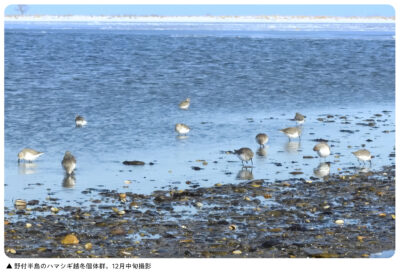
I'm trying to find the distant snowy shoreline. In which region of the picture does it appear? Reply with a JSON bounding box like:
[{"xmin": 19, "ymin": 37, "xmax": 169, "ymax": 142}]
[{"xmin": 4, "ymin": 15, "xmax": 395, "ymax": 23}]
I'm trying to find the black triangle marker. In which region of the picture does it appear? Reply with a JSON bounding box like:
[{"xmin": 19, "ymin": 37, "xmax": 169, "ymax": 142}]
[{"xmin": 7, "ymin": 264, "xmax": 12, "ymax": 269}]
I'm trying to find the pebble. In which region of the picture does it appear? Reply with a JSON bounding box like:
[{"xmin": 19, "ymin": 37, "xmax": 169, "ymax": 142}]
[
  {"xmin": 61, "ymin": 234, "xmax": 79, "ymax": 245},
  {"xmin": 122, "ymin": 160, "xmax": 145, "ymax": 165},
  {"xmin": 14, "ymin": 199, "xmax": 27, "ymax": 209},
  {"xmin": 195, "ymin": 202, "xmax": 203, "ymax": 208},
  {"xmin": 232, "ymin": 250, "xmax": 242, "ymax": 255},
  {"xmin": 6, "ymin": 248, "xmax": 16, "ymax": 254},
  {"xmin": 229, "ymin": 224, "xmax": 237, "ymax": 231},
  {"xmin": 335, "ymin": 220, "xmax": 344, "ymax": 225}
]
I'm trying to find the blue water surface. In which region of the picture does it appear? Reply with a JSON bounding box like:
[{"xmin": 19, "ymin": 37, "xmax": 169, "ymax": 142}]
[{"xmin": 4, "ymin": 22, "xmax": 395, "ymax": 207}]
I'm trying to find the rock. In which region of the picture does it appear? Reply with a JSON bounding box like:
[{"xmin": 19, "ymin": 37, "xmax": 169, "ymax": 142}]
[
  {"xmin": 14, "ymin": 199, "xmax": 27, "ymax": 209},
  {"xmin": 191, "ymin": 166, "xmax": 203, "ymax": 171},
  {"xmin": 340, "ymin": 130, "xmax": 354, "ymax": 133},
  {"xmin": 312, "ymin": 138, "xmax": 329, "ymax": 142},
  {"xmin": 84, "ymin": 243, "xmax": 93, "ymax": 250},
  {"xmin": 119, "ymin": 193, "xmax": 127, "ymax": 202},
  {"xmin": 111, "ymin": 227, "xmax": 126, "ymax": 235},
  {"xmin": 6, "ymin": 248, "xmax": 16, "ymax": 254},
  {"xmin": 27, "ymin": 200, "xmax": 39, "ymax": 206},
  {"xmin": 122, "ymin": 161, "xmax": 145, "ymax": 166},
  {"xmin": 195, "ymin": 202, "xmax": 203, "ymax": 208},
  {"xmin": 290, "ymin": 171, "xmax": 303, "ymax": 175},
  {"xmin": 260, "ymin": 239, "xmax": 280, "ymax": 249},
  {"xmin": 61, "ymin": 234, "xmax": 79, "ymax": 245},
  {"xmin": 229, "ymin": 224, "xmax": 237, "ymax": 231},
  {"xmin": 335, "ymin": 219, "xmax": 344, "ymax": 225}
]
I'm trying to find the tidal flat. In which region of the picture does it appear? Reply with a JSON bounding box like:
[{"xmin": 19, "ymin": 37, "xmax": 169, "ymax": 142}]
[
  {"xmin": 5, "ymin": 164, "xmax": 394, "ymax": 258},
  {"xmin": 5, "ymin": 20, "xmax": 395, "ymax": 258}
]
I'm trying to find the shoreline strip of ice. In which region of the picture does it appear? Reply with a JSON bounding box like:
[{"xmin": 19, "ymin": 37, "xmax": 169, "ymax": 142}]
[{"xmin": 4, "ymin": 15, "xmax": 395, "ymax": 24}]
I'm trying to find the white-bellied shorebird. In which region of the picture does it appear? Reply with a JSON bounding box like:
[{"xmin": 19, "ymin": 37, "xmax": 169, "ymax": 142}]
[
  {"xmin": 280, "ymin": 127, "xmax": 301, "ymax": 141},
  {"xmin": 294, "ymin": 112, "xmax": 305, "ymax": 124},
  {"xmin": 18, "ymin": 148, "xmax": 44, "ymax": 163},
  {"xmin": 255, "ymin": 133, "xmax": 269, "ymax": 147},
  {"xmin": 179, "ymin": 98, "xmax": 190, "ymax": 110},
  {"xmin": 62, "ymin": 151, "xmax": 76, "ymax": 175},
  {"xmin": 75, "ymin": 115, "xmax": 87, "ymax": 127},
  {"xmin": 234, "ymin": 147, "xmax": 254, "ymax": 166},
  {"xmin": 175, "ymin": 123, "xmax": 190, "ymax": 135},
  {"xmin": 352, "ymin": 149, "xmax": 372, "ymax": 166},
  {"xmin": 313, "ymin": 142, "xmax": 331, "ymax": 160}
]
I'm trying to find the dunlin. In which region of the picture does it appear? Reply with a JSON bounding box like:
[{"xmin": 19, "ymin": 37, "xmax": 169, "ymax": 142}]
[
  {"xmin": 179, "ymin": 98, "xmax": 190, "ymax": 110},
  {"xmin": 175, "ymin": 123, "xmax": 190, "ymax": 135},
  {"xmin": 352, "ymin": 149, "xmax": 372, "ymax": 166},
  {"xmin": 279, "ymin": 127, "xmax": 301, "ymax": 141},
  {"xmin": 75, "ymin": 115, "xmax": 87, "ymax": 127},
  {"xmin": 313, "ymin": 142, "xmax": 331, "ymax": 160},
  {"xmin": 62, "ymin": 151, "xmax": 76, "ymax": 175},
  {"xmin": 294, "ymin": 112, "xmax": 305, "ymax": 124},
  {"xmin": 234, "ymin": 147, "xmax": 254, "ymax": 166},
  {"xmin": 255, "ymin": 133, "xmax": 269, "ymax": 147},
  {"xmin": 18, "ymin": 148, "xmax": 44, "ymax": 163}
]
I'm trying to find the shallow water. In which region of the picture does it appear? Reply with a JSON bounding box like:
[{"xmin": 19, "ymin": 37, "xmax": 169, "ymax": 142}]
[{"xmin": 4, "ymin": 22, "xmax": 395, "ymax": 208}]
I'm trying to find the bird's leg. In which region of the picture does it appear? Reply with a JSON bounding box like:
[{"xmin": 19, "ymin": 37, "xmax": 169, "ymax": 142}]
[
  {"xmin": 369, "ymin": 160, "xmax": 372, "ymax": 167},
  {"xmin": 251, "ymin": 159, "xmax": 253, "ymax": 166}
]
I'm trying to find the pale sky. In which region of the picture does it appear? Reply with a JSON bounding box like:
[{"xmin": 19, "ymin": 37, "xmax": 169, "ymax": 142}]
[{"xmin": 5, "ymin": 5, "xmax": 395, "ymax": 17}]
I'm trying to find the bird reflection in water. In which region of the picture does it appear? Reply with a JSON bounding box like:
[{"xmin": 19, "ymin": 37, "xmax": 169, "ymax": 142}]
[
  {"xmin": 285, "ymin": 141, "xmax": 300, "ymax": 153},
  {"xmin": 62, "ymin": 174, "xmax": 76, "ymax": 188},
  {"xmin": 18, "ymin": 162, "xmax": 37, "ymax": 175},
  {"xmin": 313, "ymin": 162, "xmax": 330, "ymax": 179},
  {"xmin": 236, "ymin": 168, "xmax": 254, "ymax": 180},
  {"xmin": 357, "ymin": 167, "xmax": 371, "ymax": 175},
  {"xmin": 176, "ymin": 135, "xmax": 189, "ymax": 140},
  {"xmin": 257, "ymin": 147, "xmax": 267, "ymax": 157}
]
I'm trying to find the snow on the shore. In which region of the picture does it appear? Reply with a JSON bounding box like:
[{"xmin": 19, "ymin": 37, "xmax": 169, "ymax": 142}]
[{"xmin": 4, "ymin": 15, "xmax": 395, "ymax": 24}]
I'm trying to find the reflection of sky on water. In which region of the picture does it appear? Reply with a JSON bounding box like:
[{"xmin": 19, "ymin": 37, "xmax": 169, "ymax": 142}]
[{"xmin": 4, "ymin": 25, "xmax": 394, "ymax": 208}]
